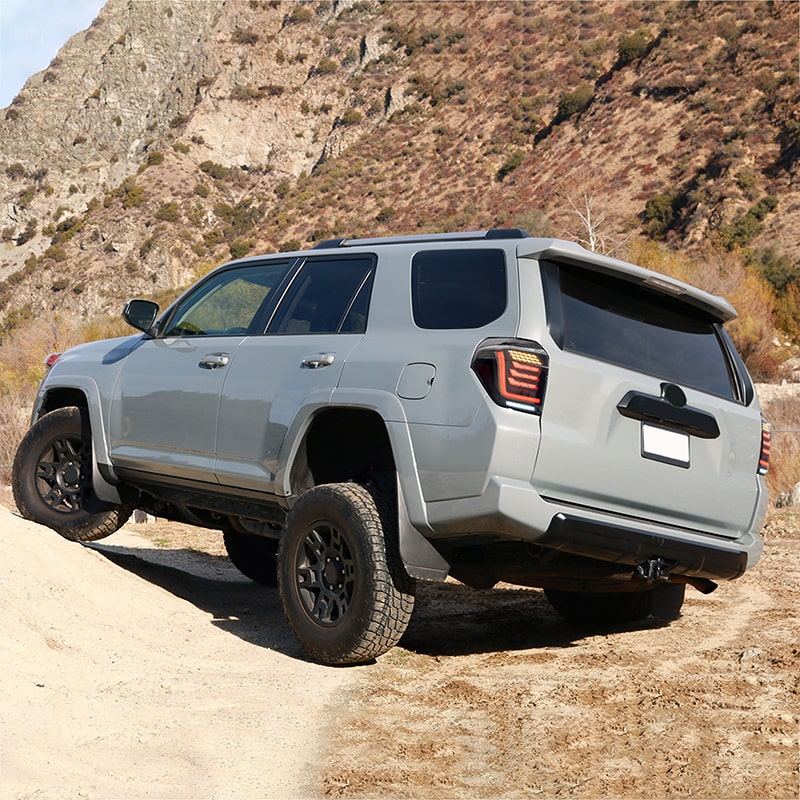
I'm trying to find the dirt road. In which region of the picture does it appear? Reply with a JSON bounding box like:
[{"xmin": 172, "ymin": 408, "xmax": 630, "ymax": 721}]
[{"xmin": 1, "ymin": 502, "xmax": 797, "ymax": 799}]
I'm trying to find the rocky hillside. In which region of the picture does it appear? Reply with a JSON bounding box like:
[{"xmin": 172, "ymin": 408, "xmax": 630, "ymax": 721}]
[{"xmin": 0, "ymin": 0, "xmax": 797, "ymax": 327}]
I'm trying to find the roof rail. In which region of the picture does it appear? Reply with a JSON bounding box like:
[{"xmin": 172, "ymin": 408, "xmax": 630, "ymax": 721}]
[{"xmin": 311, "ymin": 229, "xmax": 531, "ymax": 249}]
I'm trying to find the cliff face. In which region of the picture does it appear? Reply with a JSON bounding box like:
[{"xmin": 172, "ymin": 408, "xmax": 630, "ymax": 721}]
[{"xmin": 0, "ymin": 0, "xmax": 797, "ymax": 325}]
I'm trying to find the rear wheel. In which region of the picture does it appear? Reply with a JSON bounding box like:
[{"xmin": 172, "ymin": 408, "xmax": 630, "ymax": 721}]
[
  {"xmin": 223, "ymin": 528, "xmax": 278, "ymax": 586},
  {"xmin": 545, "ymin": 583, "xmax": 685, "ymax": 623},
  {"xmin": 278, "ymin": 482, "xmax": 415, "ymax": 665},
  {"xmin": 12, "ymin": 406, "xmax": 133, "ymax": 542}
]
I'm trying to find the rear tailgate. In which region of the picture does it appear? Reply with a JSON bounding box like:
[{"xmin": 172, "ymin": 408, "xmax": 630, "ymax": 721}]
[{"xmin": 518, "ymin": 247, "xmax": 764, "ymax": 539}]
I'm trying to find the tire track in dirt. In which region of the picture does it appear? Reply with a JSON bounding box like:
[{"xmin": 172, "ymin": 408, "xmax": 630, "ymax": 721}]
[{"xmin": 322, "ymin": 519, "xmax": 800, "ymax": 799}]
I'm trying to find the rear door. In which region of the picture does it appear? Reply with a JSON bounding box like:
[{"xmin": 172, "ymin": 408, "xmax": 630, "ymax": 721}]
[
  {"xmin": 524, "ymin": 259, "xmax": 763, "ymax": 538},
  {"xmin": 213, "ymin": 254, "xmax": 375, "ymax": 492}
]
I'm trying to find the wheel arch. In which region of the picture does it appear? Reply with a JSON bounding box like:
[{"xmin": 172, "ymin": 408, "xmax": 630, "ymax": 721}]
[
  {"xmin": 36, "ymin": 378, "xmax": 122, "ymax": 504},
  {"xmin": 280, "ymin": 401, "xmax": 449, "ymax": 582}
]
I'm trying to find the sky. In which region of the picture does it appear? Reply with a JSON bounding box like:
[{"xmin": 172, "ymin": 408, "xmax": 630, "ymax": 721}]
[{"xmin": 0, "ymin": 0, "xmax": 106, "ymax": 108}]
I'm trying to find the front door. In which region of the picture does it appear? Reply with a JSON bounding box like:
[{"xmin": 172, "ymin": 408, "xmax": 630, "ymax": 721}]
[{"xmin": 108, "ymin": 260, "xmax": 290, "ymax": 482}]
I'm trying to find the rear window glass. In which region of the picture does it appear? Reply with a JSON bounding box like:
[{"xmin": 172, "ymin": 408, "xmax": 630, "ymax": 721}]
[
  {"xmin": 549, "ymin": 263, "xmax": 736, "ymax": 399},
  {"xmin": 412, "ymin": 249, "xmax": 506, "ymax": 329}
]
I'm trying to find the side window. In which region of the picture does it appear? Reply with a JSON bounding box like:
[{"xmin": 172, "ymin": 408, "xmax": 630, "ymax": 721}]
[
  {"xmin": 412, "ymin": 249, "xmax": 507, "ymax": 329},
  {"xmin": 164, "ymin": 262, "xmax": 289, "ymax": 337},
  {"xmin": 269, "ymin": 257, "xmax": 374, "ymax": 334}
]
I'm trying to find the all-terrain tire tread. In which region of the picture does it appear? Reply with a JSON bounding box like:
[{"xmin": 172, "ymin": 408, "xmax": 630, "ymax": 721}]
[{"xmin": 279, "ymin": 481, "xmax": 415, "ymax": 665}]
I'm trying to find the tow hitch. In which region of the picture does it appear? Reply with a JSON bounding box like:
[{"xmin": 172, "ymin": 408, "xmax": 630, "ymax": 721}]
[{"xmin": 637, "ymin": 557, "xmax": 718, "ymax": 594}]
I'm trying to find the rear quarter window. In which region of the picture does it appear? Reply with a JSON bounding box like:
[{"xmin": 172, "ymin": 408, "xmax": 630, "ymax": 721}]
[
  {"xmin": 412, "ymin": 249, "xmax": 507, "ymax": 329},
  {"xmin": 543, "ymin": 261, "xmax": 738, "ymax": 400}
]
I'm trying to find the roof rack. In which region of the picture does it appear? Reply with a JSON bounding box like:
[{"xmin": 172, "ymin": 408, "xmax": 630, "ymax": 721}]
[{"xmin": 312, "ymin": 228, "xmax": 532, "ymax": 249}]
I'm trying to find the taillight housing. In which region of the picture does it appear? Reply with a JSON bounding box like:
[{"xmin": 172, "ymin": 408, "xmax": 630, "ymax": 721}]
[
  {"xmin": 758, "ymin": 418, "xmax": 771, "ymax": 475},
  {"xmin": 472, "ymin": 339, "xmax": 549, "ymax": 414},
  {"xmin": 44, "ymin": 352, "xmax": 61, "ymax": 370}
]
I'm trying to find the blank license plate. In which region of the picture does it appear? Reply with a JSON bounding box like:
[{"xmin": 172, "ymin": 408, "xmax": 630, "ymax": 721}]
[{"xmin": 641, "ymin": 423, "xmax": 689, "ymax": 468}]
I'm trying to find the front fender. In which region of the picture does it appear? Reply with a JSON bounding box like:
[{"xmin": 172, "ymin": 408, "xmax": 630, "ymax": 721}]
[{"xmin": 37, "ymin": 375, "xmax": 122, "ymax": 504}]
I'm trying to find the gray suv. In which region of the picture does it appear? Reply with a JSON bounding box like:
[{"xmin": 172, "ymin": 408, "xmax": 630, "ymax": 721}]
[{"xmin": 13, "ymin": 230, "xmax": 770, "ymax": 664}]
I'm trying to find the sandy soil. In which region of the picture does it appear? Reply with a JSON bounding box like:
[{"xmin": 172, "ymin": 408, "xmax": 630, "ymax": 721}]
[{"xmin": 1, "ymin": 501, "xmax": 798, "ymax": 800}]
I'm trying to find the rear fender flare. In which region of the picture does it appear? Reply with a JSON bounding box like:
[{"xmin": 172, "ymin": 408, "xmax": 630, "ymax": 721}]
[{"xmin": 277, "ymin": 388, "xmax": 449, "ymax": 582}]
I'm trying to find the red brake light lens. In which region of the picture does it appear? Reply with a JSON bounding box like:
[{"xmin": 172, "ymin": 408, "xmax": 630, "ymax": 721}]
[
  {"xmin": 758, "ymin": 418, "xmax": 771, "ymax": 475},
  {"xmin": 472, "ymin": 339, "xmax": 549, "ymax": 414},
  {"xmin": 44, "ymin": 352, "xmax": 61, "ymax": 369}
]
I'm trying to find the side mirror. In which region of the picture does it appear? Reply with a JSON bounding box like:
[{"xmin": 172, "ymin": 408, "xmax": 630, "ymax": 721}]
[{"xmin": 123, "ymin": 299, "xmax": 159, "ymax": 333}]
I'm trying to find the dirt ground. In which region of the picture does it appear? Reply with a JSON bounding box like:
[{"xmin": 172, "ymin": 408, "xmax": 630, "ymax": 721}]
[{"xmin": 1, "ymin": 498, "xmax": 798, "ymax": 800}]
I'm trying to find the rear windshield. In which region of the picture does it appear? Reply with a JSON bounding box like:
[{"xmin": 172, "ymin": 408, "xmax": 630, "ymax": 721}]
[{"xmin": 544, "ymin": 262, "xmax": 737, "ymax": 400}]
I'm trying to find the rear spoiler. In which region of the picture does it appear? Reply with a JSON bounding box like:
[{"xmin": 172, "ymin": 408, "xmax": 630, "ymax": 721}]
[{"xmin": 518, "ymin": 239, "xmax": 737, "ymax": 323}]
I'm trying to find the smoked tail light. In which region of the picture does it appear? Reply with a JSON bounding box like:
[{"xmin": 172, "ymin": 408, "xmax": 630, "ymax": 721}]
[
  {"xmin": 758, "ymin": 418, "xmax": 771, "ymax": 475},
  {"xmin": 471, "ymin": 339, "xmax": 549, "ymax": 414}
]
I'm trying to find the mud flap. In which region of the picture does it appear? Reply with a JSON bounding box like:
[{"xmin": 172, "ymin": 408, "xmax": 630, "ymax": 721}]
[{"xmin": 397, "ymin": 475, "xmax": 449, "ymax": 581}]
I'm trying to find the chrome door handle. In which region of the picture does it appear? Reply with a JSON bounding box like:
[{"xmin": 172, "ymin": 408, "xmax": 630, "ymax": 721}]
[
  {"xmin": 199, "ymin": 353, "xmax": 230, "ymax": 369},
  {"xmin": 302, "ymin": 353, "xmax": 336, "ymax": 369}
]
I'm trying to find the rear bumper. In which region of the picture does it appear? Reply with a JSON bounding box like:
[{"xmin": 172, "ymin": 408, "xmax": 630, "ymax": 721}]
[
  {"xmin": 423, "ymin": 477, "xmax": 764, "ymax": 582},
  {"xmin": 538, "ymin": 513, "xmax": 753, "ymax": 581}
]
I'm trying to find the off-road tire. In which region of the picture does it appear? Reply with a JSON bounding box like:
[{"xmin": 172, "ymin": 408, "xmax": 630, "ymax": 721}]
[
  {"xmin": 278, "ymin": 482, "xmax": 415, "ymax": 665},
  {"xmin": 12, "ymin": 406, "xmax": 133, "ymax": 542},
  {"xmin": 223, "ymin": 528, "xmax": 279, "ymax": 586}
]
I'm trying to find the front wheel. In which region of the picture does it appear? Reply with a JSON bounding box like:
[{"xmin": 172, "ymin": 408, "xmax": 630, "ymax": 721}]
[
  {"xmin": 278, "ymin": 482, "xmax": 415, "ymax": 665},
  {"xmin": 12, "ymin": 406, "xmax": 133, "ymax": 542}
]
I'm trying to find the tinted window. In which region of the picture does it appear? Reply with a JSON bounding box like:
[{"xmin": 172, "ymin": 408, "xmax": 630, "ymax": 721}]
[
  {"xmin": 269, "ymin": 257, "xmax": 374, "ymax": 334},
  {"xmin": 553, "ymin": 263, "xmax": 735, "ymax": 399},
  {"xmin": 164, "ymin": 261, "xmax": 289, "ymax": 337},
  {"xmin": 412, "ymin": 249, "xmax": 507, "ymax": 329}
]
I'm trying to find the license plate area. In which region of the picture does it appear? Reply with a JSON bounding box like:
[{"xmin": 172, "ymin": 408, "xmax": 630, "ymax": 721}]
[{"xmin": 641, "ymin": 423, "xmax": 689, "ymax": 468}]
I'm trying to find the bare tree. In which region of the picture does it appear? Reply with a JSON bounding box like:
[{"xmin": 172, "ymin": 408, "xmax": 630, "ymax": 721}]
[{"xmin": 556, "ymin": 175, "xmax": 635, "ymax": 256}]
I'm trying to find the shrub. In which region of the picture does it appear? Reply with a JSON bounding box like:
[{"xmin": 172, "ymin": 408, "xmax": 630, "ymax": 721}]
[
  {"xmin": 751, "ymin": 247, "xmax": 797, "ymax": 292},
  {"xmin": 497, "ymin": 150, "xmax": 525, "ymax": 181},
  {"xmin": 287, "ymin": 5, "xmax": 313, "ymax": 23},
  {"xmin": 617, "ymin": 29, "xmax": 652, "ymax": 66},
  {"xmin": 155, "ymin": 202, "xmax": 180, "ymax": 223},
  {"xmin": 232, "ymin": 27, "xmax": 259, "ymax": 44},
  {"xmin": 315, "ymin": 57, "xmax": 338, "ymax": 75},
  {"xmin": 643, "ymin": 192, "xmax": 678, "ymax": 238},
  {"xmin": 199, "ymin": 161, "xmax": 233, "ymax": 180},
  {"xmin": 340, "ymin": 108, "xmax": 363, "ymax": 125},
  {"xmin": 229, "ymin": 237, "xmax": 255, "ymax": 259},
  {"xmin": 719, "ymin": 196, "xmax": 779, "ymax": 250},
  {"xmin": 556, "ymin": 83, "xmax": 594, "ymax": 119},
  {"xmin": 230, "ymin": 84, "xmax": 266, "ymax": 101},
  {"xmin": 44, "ymin": 246, "xmax": 68, "ymax": 263},
  {"xmin": 5, "ymin": 163, "xmax": 26, "ymax": 180}
]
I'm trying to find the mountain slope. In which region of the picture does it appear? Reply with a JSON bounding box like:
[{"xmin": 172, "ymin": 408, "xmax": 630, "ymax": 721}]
[{"xmin": 0, "ymin": 0, "xmax": 797, "ymax": 326}]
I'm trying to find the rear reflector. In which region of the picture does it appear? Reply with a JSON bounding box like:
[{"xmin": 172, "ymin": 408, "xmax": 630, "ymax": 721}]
[
  {"xmin": 472, "ymin": 339, "xmax": 549, "ymax": 414},
  {"xmin": 758, "ymin": 418, "xmax": 771, "ymax": 475}
]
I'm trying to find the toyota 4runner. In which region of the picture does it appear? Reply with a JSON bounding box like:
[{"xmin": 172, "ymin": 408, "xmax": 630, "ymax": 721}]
[{"xmin": 13, "ymin": 230, "xmax": 770, "ymax": 664}]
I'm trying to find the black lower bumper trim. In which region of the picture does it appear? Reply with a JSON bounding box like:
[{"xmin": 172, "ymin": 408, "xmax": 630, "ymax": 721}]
[{"xmin": 539, "ymin": 513, "xmax": 748, "ymax": 581}]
